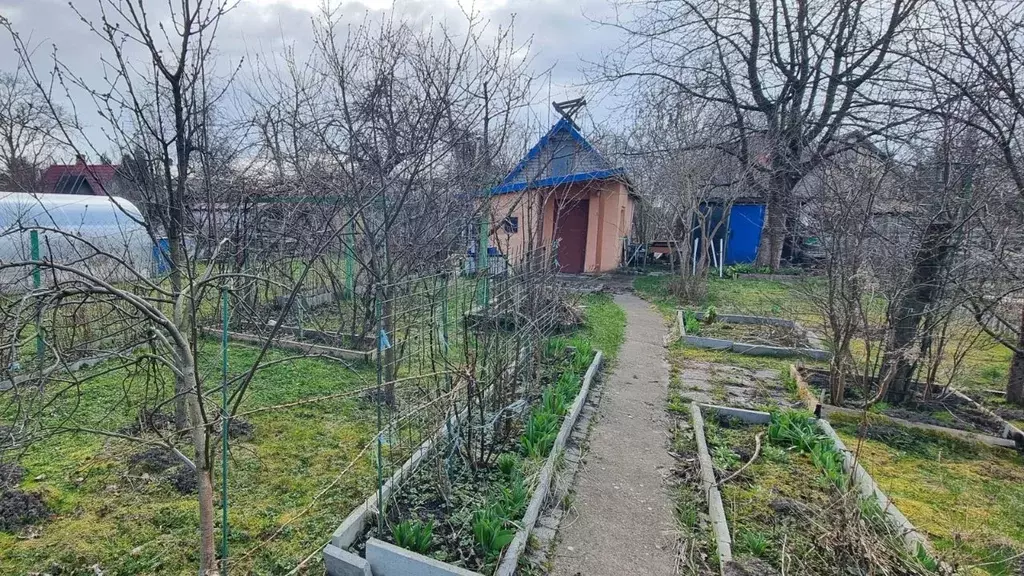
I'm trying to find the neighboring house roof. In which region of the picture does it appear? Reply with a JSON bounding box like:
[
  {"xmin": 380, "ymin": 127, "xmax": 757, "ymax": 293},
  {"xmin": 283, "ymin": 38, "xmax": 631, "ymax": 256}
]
[
  {"xmin": 490, "ymin": 118, "xmax": 629, "ymax": 195},
  {"xmin": 41, "ymin": 158, "xmax": 119, "ymax": 195}
]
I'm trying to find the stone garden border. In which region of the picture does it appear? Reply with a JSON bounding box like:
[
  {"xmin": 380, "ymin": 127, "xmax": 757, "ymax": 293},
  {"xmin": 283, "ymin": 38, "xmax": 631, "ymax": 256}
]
[
  {"xmin": 789, "ymin": 365, "xmax": 1024, "ymax": 449},
  {"xmin": 691, "ymin": 402, "xmax": 934, "ymax": 574},
  {"xmin": 677, "ymin": 310, "xmax": 831, "ymax": 361},
  {"xmin": 324, "ymin": 350, "xmax": 605, "ymax": 576}
]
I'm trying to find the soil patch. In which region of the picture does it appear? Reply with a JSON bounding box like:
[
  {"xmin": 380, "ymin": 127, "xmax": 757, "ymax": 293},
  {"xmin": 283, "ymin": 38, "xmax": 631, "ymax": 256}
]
[
  {"xmin": 0, "ymin": 461, "xmax": 24, "ymax": 488},
  {"xmin": 800, "ymin": 367, "xmax": 1004, "ymax": 436},
  {"xmin": 128, "ymin": 446, "xmax": 181, "ymax": 473},
  {"xmin": 118, "ymin": 409, "xmax": 174, "ymax": 436},
  {"xmin": 166, "ymin": 465, "xmax": 198, "ymax": 494},
  {"xmin": 0, "ymin": 488, "xmax": 50, "ymax": 532}
]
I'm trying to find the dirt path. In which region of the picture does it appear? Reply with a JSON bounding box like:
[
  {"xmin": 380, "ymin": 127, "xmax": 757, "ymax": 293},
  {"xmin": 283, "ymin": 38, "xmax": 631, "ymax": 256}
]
[{"xmin": 551, "ymin": 293, "xmax": 677, "ymax": 576}]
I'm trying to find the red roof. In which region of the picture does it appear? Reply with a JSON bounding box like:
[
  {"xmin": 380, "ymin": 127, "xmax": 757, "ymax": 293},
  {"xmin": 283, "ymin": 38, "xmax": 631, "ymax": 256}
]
[{"xmin": 40, "ymin": 157, "xmax": 119, "ymax": 195}]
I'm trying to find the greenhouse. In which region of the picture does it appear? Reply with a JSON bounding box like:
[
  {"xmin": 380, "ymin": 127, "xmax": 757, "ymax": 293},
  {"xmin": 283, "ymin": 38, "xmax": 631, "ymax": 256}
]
[{"xmin": 0, "ymin": 192, "xmax": 152, "ymax": 291}]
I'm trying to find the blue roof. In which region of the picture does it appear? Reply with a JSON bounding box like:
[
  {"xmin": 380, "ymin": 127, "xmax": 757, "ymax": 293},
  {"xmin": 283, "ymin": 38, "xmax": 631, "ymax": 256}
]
[{"xmin": 490, "ymin": 118, "xmax": 627, "ymax": 195}]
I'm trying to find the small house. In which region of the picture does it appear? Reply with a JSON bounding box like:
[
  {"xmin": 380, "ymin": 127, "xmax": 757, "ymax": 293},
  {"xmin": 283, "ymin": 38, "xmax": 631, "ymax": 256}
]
[
  {"xmin": 487, "ymin": 117, "xmax": 636, "ymax": 274},
  {"xmin": 41, "ymin": 157, "xmax": 120, "ymax": 196}
]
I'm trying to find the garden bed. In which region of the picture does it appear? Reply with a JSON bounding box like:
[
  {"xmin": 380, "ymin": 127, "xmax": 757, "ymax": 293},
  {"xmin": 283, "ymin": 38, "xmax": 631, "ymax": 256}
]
[
  {"xmin": 829, "ymin": 411, "xmax": 1024, "ymax": 575},
  {"xmin": 205, "ymin": 323, "xmax": 377, "ymax": 363},
  {"xmin": 794, "ymin": 366, "xmax": 1024, "ymax": 444},
  {"xmin": 325, "ymin": 341, "xmax": 603, "ymax": 576},
  {"xmin": 678, "ymin": 310, "xmax": 831, "ymax": 361},
  {"xmin": 691, "ymin": 404, "xmax": 938, "ymax": 575}
]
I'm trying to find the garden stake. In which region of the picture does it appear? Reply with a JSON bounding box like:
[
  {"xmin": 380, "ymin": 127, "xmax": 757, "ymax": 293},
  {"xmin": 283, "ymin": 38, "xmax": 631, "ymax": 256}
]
[{"xmin": 221, "ymin": 284, "xmax": 230, "ymax": 574}]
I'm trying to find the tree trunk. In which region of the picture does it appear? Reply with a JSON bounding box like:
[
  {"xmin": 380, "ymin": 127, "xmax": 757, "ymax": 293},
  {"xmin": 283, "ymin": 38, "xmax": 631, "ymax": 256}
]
[
  {"xmin": 182, "ymin": 357, "xmax": 219, "ymax": 575},
  {"xmin": 883, "ymin": 218, "xmax": 954, "ymax": 404},
  {"xmin": 757, "ymin": 170, "xmax": 797, "ymax": 271},
  {"xmin": 1007, "ymin": 307, "xmax": 1024, "ymax": 406}
]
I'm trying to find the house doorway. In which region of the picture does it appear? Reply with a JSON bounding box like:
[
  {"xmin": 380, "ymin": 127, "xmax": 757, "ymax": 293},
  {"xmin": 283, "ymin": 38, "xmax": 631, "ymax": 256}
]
[{"xmin": 555, "ymin": 199, "xmax": 589, "ymax": 273}]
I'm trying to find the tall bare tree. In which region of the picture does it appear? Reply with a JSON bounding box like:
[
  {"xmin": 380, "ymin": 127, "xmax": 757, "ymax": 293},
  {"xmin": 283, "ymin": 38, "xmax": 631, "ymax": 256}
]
[
  {"xmin": 910, "ymin": 0, "xmax": 1024, "ymax": 404},
  {"xmin": 0, "ymin": 68, "xmax": 63, "ymax": 191},
  {"xmin": 596, "ymin": 0, "xmax": 923, "ymax": 269}
]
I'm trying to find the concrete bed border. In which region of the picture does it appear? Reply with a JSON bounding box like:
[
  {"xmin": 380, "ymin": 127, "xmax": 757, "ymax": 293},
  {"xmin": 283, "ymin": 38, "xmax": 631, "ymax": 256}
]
[
  {"xmin": 0, "ymin": 346, "xmax": 142, "ymax": 392},
  {"xmin": 789, "ymin": 365, "xmax": 1022, "ymax": 449},
  {"xmin": 691, "ymin": 402, "xmax": 933, "ymax": 572},
  {"xmin": 677, "ymin": 310, "xmax": 831, "ymax": 361},
  {"xmin": 201, "ymin": 327, "xmax": 376, "ymax": 363},
  {"xmin": 324, "ymin": 350, "xmax": 605, "ymax": 576}
]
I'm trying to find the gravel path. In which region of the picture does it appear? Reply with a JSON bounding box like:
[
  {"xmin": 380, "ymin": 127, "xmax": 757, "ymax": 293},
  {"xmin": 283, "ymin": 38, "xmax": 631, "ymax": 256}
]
[{"xmin": 551, "ymin": 293, "xmax": 677, "ymax": 576}]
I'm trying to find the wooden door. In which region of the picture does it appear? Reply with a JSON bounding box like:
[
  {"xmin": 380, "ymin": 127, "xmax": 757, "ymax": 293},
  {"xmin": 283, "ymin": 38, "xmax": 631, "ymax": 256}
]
[{"xmin": 554, "ymin": 200, "xmax": 589, "ymax": 273}]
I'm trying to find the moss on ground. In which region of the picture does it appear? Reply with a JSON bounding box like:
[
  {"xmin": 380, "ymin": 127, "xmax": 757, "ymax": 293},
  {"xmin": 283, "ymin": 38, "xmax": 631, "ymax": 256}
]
[{"xmin": 831, "ymin": 413, "xmax": 1024, "ymax": 575}]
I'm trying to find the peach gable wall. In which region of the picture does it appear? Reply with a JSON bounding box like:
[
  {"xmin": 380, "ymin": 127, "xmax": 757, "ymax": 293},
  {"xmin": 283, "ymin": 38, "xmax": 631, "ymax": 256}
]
[{"xmin": 487, "ymin": 178, "xmax": 634, "ymax": 273}]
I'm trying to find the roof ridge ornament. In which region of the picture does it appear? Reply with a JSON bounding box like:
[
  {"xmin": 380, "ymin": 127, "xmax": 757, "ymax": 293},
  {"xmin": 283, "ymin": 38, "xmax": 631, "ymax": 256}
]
[{"xmin": 552, "ymin": 98, "xmax": 586, "ymax": 130}]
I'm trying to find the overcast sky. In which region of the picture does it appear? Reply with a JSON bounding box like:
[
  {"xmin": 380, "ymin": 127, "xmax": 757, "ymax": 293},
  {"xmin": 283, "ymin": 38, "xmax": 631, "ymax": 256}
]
[{"xmin": 0, "ymin": 0, "xmax": 630, "ymax": 158}]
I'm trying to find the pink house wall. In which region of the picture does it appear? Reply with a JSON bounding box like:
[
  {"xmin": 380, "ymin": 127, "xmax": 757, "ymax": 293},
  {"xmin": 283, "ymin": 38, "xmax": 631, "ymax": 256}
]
[{"xmin": 488, "ymin": 178, "xmax": 635, "ymax": 273}]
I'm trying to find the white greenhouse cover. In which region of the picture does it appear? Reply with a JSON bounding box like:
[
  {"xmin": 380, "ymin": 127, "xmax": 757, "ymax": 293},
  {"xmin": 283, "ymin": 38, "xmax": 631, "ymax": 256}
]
[{"xmin": 0, "ymin": 192, "xmax": 153, "ymax": 290}]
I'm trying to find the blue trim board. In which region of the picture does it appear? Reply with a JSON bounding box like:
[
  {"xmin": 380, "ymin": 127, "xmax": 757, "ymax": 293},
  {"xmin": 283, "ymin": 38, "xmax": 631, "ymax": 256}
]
[{"xmin": 490, "ymin": 168, "xmax": 626, "ymax": 195}]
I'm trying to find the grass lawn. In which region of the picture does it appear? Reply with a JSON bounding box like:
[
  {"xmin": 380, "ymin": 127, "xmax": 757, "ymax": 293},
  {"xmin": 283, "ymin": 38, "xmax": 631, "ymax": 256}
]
[
  {"xmin": 1, "ymin": 343, "xmax": 382, "ymax": 575},
  {"xmin": 831, "ymin": 412, "xmax": 1024, "ymax": 576},
  {"xmin": 634, "ymin": 275, "xmax": 820, "ymax": 322},
  {"xmin": 578, "ymin": 293, "xmax": 626, "ymax": 363}
]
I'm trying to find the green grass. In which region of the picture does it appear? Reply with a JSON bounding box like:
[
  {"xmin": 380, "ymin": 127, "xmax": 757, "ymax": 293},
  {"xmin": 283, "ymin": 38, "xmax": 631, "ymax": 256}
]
[
  {"xmin": 579, "ymin": 293, "xmax": 626, "ymax": 363},
  {"xmin": 633, "ymin": 275, "xmax": 820, "ymax": 323},
  {"xmin": 1, "ymin": 342, "xmax": 381, "ymax": 575},
  {"xmin": 831, "ymin": 413, "xmax": 1024, "ymax": 575}
]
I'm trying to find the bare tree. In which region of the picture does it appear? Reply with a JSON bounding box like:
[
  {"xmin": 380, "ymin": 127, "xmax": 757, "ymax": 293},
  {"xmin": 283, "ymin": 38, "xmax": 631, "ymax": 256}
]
[
  {"xmin": 912, "ymin": 0, "xmax": 1024, "ymax": 404},
  {"xmin": 0, "ymin": 68, "xmax": 64, "ymax": 191},
  {"xmin": 596, "ymin": 0, "xmax": 923, "ymax": 270}
]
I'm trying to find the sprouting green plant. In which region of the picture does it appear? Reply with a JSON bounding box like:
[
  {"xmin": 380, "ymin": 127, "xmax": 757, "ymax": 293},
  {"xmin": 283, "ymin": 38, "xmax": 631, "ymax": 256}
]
[
  {"xmin": 810, "ymin": 442, "xmax": 847, "ymax": 489},
  {"xmin": 391, "ymin": 519, "xmax": 433, "ymax": 554},
  {"xmin": 545, "ymin": 337, "xmax": 568, "ymax": 359},
  {"xmin": 677, "ymin": 501, "xmax": 698, "ymax": 529},
  {"xmin": 496, "ymin": 453, "xmax": 520, "ymax": 477},
  {"xmin": 568, "ymin": 337, "xmax": 594, "ymax": 373},
  {"xmin": 768, "ymin": 410, "xmax": 820, "ymax": 452},
  {"xmin": 868, "ymin": 401, "xmax": 890, "ymax": 414},
  {"xmin": 737, "ymin": 529, "xmax": 769, "ymax": 557},
  {"xmin": 770, "ymin": 410, "xmax": 847, "ymax": 489},
  {"xmin": 473, "ymin": 506, "xmax": 515, "ymax": 559},
  {"xmin": 712, "ymin": 445, "xmax": 741, "ymax": 470},
  {"xmin": 495, "ymin": 476, "xmax": 529, "ymax": 520},
  {"xmin": 521, "ymin": 410, "xmax": 559, "ymax": 457},
  {"xmin": 542, "ymin": 387, "xmax": 567, "ymax": 416},
  {"xmin": 555, "ymin": 371, "xmax": 580, "ymax": 401},
  {"xmin": 684, "ymin": 310, "xmax": 701, "ymax": 335},
  {"xmin": 762, "ymin": 444, "xmax": 789, "ymax": 463},
  {"xmin": 914, "ymin": 543, "xmax": 940, "ymax": 571},
  {"xmin": 704, "ymin": 305, "xmax": 718, "ymax": 324}
]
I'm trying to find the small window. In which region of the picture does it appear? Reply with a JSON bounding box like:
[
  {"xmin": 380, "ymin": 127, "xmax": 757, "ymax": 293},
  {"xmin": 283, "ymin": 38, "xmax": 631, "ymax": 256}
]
[
  {"xmin": 550, "ymin": 142, "xmax": 573, "ymax": 177},
  {"xmin": 502, "ymin": 216, "xmax": 519, "ymax": 234}
]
